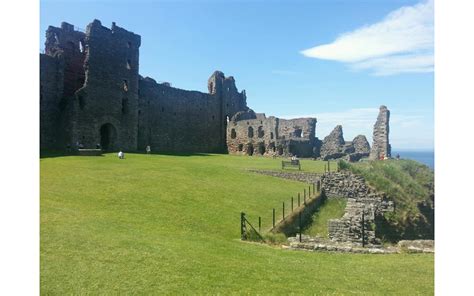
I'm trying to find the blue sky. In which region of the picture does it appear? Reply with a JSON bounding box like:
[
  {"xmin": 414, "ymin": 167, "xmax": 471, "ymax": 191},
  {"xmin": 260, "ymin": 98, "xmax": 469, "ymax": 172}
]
[{"xmin": 40, "ymin": 0, "xmax": 434, "ymax": 150}]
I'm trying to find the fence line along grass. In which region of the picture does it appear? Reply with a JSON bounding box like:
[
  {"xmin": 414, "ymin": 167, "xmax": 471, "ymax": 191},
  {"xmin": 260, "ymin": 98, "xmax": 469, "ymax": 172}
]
[{"xmin": 41, "ymin": 153, "xmax": 433, "ymax": 294}]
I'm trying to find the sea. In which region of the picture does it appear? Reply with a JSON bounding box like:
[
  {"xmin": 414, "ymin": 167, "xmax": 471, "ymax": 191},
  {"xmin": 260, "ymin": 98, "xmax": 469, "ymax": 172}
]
[{"xmin": 392, "ymin": 150, "xmax": 434, "ymax": 170}]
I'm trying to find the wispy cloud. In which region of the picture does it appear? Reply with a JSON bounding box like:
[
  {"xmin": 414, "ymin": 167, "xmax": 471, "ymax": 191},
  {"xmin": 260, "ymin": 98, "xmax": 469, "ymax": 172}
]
[
  {"xmin": 280, "ymin": 107, "xmax": 433, "ymax": 149},
  {"xmin": 300, "ymin": 0, "xmax": 434, "ymax": 75}
]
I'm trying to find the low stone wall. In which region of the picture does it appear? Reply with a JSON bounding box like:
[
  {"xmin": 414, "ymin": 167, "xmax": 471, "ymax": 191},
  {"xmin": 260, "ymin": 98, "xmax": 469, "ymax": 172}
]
[
  {"xmin": 286, "ymin": 235, "xmax": 434, "ymax": 254},
  {"xmin": 248, "ymin": 169, "xmax": 320, "ymax": 184},
  {"xmin": 321, "ymin": 171, "xmax": 394, "ymax": 245}
]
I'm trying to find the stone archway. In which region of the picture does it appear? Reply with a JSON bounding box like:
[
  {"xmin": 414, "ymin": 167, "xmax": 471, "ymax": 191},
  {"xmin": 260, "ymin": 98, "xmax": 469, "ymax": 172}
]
[{"xmin": 100, "ymin": 123, "xmax": 117, "ymax": 151}]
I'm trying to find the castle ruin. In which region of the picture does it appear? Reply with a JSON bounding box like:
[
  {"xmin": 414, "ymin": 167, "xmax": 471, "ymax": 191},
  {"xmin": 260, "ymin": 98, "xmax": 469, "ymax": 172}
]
[
  {"xmin": 40, "ymin": 20, "xmax": 321, "ymax": 157},
  {"xmin": 40, "ymin": 20, "xmax": 389, "ymax": 160}
]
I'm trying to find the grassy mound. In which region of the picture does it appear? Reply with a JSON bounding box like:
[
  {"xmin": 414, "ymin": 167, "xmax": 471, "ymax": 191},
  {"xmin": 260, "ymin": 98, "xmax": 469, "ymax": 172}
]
[
  {"xmin": 303, "ymin": 198, "xmax": 347, "ymax": 237},
  {"xmin": 342, "ymin": 159, "xmax": 434, "ymax": 241},
  {"xmin": 41, "ymin": 153, "xmax": 433, "ymax": 294}
]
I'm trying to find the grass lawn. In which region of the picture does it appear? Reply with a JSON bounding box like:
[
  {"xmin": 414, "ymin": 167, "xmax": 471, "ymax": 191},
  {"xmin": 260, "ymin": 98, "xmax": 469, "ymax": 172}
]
[
  {"xmin": 41, "ymin": 153, "xmax": 434, "ymax": 294},
  {"xmin": 304, "ymin": 198, "xmax": 347, "ymax": 238}
]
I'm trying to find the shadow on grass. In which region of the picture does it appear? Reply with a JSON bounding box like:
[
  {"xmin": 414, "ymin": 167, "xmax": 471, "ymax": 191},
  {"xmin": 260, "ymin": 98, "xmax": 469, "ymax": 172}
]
[{"xmin": 40, "ymin": 149, "xmax": 219, "ymax": 159}]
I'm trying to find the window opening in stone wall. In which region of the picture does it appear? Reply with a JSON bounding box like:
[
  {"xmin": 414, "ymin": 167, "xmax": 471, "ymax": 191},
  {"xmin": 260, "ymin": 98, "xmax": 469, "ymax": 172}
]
[
  {"xmin": 162, "ymin": 107, "xmax": 164, "ymax": 112},
  {"xmin": 123, "ymin": 80, "xmax": 128, "ymax": 92},
  {"xmin": 54, "ymin": 33, "xmax": 59, "ymax": 44},
  {"xmin": 248, "ymin": 126, "xmax": 254, "ymax": 138},
  {"xmin": 269, "ymin": 142, "xmax": 276, "ymax": 152},
  {"xmin": 126, "ymin": 59, "xmax": 131, "ymax": 70},
  {"xmin": 122, "ymin": 97, "xmax": 129, "ymax": 114},
  {"xmin": 257, "ymin": 126, "xmax": 264, "ymax": 138},
  {"xmin": 258, "ymin": 143, "xmax": 265, "ymax": 155},
  {"xmin": 278, "ymin": 146, "xmax": 284, "ymax": 155},
  {"xmin": 138, "ymin": 109, "xmax": 141, "ymax": 115},
  {"xmin": 294, "ymin": 128, "xmax": 302, "ymax": 138},
  {"xmin": 79, "ymin": 40, "xmax": 85, "ymax": 53},
  {"xmin": 174, "ymin": 112, "xmax": 177, "ymax": 116},
  {"xmin": 226, "ymin": 115, "xmax": 230, "ymax": 123},
  {"xmin": 212, "ymin": 115, "xmax": 215, "ymax": 120},
  {"xmin": 127, "ymin": 41, "xmax": 132, "ymax": 48},
  {"xmin": 247, "ymin": 144, "xmax": 254, "ymax": 156},
  {"xmin": 238, "ymin": 144, "xmax": 243, "ymax": 151},
  {"xmin": 231, "ymin": 129, "xmax": 236, "ymax": 139},
  {"xmin": 270, "ymin": 132, "xmax": 274, "ymax": 139}
]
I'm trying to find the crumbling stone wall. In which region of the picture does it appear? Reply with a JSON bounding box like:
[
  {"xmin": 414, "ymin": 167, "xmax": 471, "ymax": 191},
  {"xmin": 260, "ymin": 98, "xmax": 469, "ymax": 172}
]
[
  {"xmin": 321, "ymin": 171, "xmax": 394, "ymax": 245},
  {"xmin": 40, "ymin": 54, "xmax": 64, "ymax": 149},
  {"xmin": 370, "ymin": 105, "xmax": 391, "ymax": 159},
  {"xmin": 320, "ymin": 126, "xmax": 370, "ymax": 161},
  {"xmin": 137, "ymin": 72, "xmax": 246, "ymax": 153},
  {"xmin": 40, "ymin": 20, "xmax": 251, "ymax": 152},
  {"xmin": 226, "ymin": 110, "xmax": 318, "ymax": 157},
  {"xmin": 68, "ymin": 20, "xmax": 141, "ymax": 151}
]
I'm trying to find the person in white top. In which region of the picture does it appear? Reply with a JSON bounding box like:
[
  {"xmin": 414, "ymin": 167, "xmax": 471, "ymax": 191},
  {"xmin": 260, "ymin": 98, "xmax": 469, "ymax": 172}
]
[
  {"xmin": 146, "ymin": 145, "xmax": 151, "ymax": 154},
  {"xmin": 118, "ymin": 151, "xmax": 124, "ymax": 159}
]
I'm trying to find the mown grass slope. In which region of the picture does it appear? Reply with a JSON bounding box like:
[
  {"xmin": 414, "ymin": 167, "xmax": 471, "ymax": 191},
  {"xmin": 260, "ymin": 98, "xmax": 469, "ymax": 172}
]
[{"xmin": 41, "ymin": 153, "xmax": 433, "ymax": 294}]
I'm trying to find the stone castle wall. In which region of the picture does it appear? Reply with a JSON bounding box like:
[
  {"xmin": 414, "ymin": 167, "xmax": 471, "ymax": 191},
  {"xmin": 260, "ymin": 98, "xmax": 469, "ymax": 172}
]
[
  {"xmin": 40, "ymin": 20, "xmax": 250, "ymax": 152},
  {"xmin": 226, "ymin": 110, "xmax": 319, "ymax": 157}
]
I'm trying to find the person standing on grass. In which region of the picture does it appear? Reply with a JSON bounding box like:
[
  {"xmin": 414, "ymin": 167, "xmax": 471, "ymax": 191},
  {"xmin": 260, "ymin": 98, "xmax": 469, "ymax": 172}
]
[
  {"xmin": 146, "ymin": 145, "xmax": 151, "ymax": 154},
  {"xmin": 118, "ymin": 150, "xmax": 124, "ymax": 159}
]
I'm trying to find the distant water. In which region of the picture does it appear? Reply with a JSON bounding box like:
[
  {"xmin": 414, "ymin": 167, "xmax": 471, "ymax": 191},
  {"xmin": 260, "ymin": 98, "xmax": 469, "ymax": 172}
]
[{"xmin": 392, "ymin": 150, "xmax": 434, "ymax": 170}]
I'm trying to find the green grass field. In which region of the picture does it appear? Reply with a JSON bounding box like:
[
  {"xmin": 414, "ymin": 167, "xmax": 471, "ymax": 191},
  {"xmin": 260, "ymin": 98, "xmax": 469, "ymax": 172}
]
[
  {"xmin": 41, "ymin": 153, "xmax": 433, "ymax": 294},
  {"xmin": 304, "ymin": 198, "xmax": 347, "ymax": 238}
]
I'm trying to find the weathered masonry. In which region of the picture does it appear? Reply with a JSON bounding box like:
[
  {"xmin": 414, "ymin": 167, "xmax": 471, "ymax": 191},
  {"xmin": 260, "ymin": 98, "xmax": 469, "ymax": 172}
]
[{"xmin": 40, "ymin": 20, "xmax": 320, "ymax": 155}]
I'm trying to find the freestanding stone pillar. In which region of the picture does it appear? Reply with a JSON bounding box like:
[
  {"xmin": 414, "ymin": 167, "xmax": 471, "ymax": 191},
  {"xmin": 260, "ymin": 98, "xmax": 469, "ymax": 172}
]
[{"xmin": 369, "ymin": 105, "xmax": 391, "ymax": 160}]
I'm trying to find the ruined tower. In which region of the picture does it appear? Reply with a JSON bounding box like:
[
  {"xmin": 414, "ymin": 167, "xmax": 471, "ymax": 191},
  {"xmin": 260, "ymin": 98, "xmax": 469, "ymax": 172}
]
[
  {"xmin": 369, "ymin": 105, "xmax": 391, "ymax": 159},
  {"xmin": 72, "ymin": 20, "xmax": 141, "ymax": 151}
]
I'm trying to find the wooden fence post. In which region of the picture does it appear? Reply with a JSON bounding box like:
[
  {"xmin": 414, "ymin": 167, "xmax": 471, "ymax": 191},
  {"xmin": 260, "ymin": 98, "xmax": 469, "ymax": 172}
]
[
  {"xmin": 272, "ymin": 208, "xmax": 275, "ymax": 228},
  {"xmin": 298, "ymin": 193, "xmax": 300, "ymax": 207},
  {"xmin": 361, "ymin": 211, "xmax": 365, "ymax": 248},
  {"xmin": 282, "ymin": 202, "xmax": 285, "ymax": 220},
  {"xmin": 299, "ymin": 212, "xmax": 302, "ymax": 242},
  {"xmin": 291, "ymin": 197, "xmax": 294, "ymax": 211},
  {"xmin": 328, "ymin": 160, "xmax": 330, "ymax": 172},
  {"xmin": 240, "ymin": 212, "xmax": 246, "ymax": 240},
  {"xmin": 258, "ymin": 216, "xmax": 261, "ymax": 233}
]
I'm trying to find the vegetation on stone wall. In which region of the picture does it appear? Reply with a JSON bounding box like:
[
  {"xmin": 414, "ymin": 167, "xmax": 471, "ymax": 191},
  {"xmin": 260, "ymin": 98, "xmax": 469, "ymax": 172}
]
[{"xmin": 342, "ymin": 159, "xmax": 434, "ymax": 241}]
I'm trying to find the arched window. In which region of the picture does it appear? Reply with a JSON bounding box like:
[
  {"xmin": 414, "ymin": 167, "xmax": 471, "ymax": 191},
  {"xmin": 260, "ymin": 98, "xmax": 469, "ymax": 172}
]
[
  {"xmin": 258, "ymin": 126, "xmax": 264, "ymax": 138},
  {"xmin": 248, "ymin": 126, "xmax": 254, "ymax": 138},
  {"xmin": 231, "ymin": 129, "xmax": 237, "ymax": 139}
]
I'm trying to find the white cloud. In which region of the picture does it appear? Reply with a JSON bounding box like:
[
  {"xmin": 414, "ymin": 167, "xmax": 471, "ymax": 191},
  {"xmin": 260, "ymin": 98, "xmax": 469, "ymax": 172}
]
[
  {"xmin": 280, "ymin": 107, "xmax": 433, "ymax": 150},
  {"xmin": 301, "ymin": 0, "xmax": 434, "ymax": 75}
]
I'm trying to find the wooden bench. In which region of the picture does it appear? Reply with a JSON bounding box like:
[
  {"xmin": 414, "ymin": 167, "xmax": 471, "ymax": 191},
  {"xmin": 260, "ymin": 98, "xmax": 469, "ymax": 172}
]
[
  {"xmin": 78, "ymin": 149, "xmax": 103, "ymax": 156},
  {"xmin": 282, "ymin": 159, "xmax": 301, "ymax": 170}
]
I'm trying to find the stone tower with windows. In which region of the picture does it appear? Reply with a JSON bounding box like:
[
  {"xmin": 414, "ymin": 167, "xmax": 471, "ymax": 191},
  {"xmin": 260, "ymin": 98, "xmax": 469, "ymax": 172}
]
[{"xmin": 72, "ymin": 20, "xmax": 141, "ymax": 151}]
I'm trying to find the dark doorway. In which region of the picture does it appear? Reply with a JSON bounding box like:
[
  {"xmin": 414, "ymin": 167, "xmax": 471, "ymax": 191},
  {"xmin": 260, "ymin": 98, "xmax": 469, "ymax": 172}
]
[
  {"xmin": 247, "ymin": 144, "xmax": 254, "ymax": 156},
  {"xmin": 100, "ymin": 123, "xmax": 117, "ymax": 151}
]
